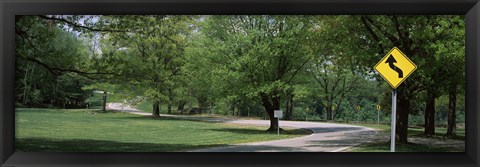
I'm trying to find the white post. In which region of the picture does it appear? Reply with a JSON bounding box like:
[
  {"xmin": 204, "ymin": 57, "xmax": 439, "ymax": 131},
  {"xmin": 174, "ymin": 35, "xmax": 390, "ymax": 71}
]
[{"xmin": 391, "ymin": 89, "xmax": 397, "ymax": 152}]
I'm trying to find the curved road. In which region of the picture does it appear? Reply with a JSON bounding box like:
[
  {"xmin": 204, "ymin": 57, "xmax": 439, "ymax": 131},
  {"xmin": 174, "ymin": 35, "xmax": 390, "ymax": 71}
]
[{"xmin": 107, "ymin": 103, "xmax": 378, "ymax": 152}]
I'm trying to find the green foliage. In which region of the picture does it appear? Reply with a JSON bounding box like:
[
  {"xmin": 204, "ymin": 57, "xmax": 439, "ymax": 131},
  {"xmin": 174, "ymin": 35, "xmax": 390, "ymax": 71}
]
[
  {"xmin": 76, "ymin": 15, "xmax": 197, "ymax": 113},
  {"xmin": 84, "ymin": 92, "xmax": 105, "ymax": 109},
  {"xmin": 15, "ymin": 16, "xmax": 92, "ymax": 108},
  {"xmin": 185, "ymin": 16, "xmax": 319, "ymax": 123},
  {"xmin": 16, "ymin": 15, "xmax": 465, "ymax": 132}
]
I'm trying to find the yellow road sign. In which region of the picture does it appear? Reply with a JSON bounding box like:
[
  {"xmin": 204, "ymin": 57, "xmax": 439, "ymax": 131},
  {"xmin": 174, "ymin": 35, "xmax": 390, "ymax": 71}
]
[
  {"xmin": 376, "ymin": 105, "xmax": 381, "ymax": 111},
  {"xmin": 374, "ymin": 47, "xmax": 417, "ymax": 89},
  {"xmin": 356, "ymin": 106, "xmax": 361, "ymax": 111}
]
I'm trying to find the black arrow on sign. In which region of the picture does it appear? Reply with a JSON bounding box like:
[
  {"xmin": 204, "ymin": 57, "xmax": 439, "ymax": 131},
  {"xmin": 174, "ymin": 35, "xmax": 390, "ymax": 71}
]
[{"xmin": 385, "ymin": 54, "xmax": 403, "ymax": 78}]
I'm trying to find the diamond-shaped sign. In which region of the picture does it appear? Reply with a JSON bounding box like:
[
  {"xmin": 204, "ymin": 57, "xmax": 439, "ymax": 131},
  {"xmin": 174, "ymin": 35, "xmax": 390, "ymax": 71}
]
[{"xmin": 374, "ymin": 47, "xmax": 417, "ymax": 89}]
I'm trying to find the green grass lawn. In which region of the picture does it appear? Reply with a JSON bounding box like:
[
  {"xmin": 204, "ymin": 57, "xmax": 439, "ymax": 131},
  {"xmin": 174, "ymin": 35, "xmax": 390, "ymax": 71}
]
[{"xmin": 15, "ymin": 108, "xmax": 310, "ymax": 152}]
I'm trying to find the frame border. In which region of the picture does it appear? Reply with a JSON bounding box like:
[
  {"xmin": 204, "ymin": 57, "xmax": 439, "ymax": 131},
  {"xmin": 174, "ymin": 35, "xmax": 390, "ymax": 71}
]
[{"xmin": 1, "ymin": 0, "xmax": 479, "ymax": 167}]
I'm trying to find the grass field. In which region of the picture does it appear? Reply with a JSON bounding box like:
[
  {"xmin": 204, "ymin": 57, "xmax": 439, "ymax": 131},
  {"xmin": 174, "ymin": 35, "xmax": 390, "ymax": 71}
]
[{"xmin": 15, "ymin": 108, "xmax": 311, "ymax": 152}]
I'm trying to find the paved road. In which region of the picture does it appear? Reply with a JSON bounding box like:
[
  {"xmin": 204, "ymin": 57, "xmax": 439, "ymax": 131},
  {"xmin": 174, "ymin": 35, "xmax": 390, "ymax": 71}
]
[{"xmin": 107, "ymin": 103, "xmax": 378, "ymax": 152}]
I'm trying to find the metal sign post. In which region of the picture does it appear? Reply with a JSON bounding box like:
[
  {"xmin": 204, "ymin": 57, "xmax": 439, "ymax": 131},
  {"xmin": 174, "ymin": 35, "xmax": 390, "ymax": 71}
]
[
  {"xmin": 391, "ymin": 89, "xmax": 397, "ymax": 152},
  {"xmin": 374, "ymin": 47, "xmax": 416, "ymax": 153}
]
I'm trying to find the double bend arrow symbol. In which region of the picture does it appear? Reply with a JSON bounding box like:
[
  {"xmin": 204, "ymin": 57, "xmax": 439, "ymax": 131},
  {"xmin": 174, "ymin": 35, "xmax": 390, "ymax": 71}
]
[{"xmin": 385, "ymin": 54, "xmax": 403, "ymax": 78}]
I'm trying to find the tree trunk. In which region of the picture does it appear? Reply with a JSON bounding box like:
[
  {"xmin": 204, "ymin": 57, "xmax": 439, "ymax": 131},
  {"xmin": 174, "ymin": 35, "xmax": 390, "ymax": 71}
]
[
  {"xmin": 247, "ymin": 104, "xmax": 250, "ymax": 117},
  {"xmin": 199, "ymin": 98, "xmax": 207, "ymax": 114},
  {"xmin": 152, "ymin": 101, "xmax": 160, "ymax": 118},
  {"xmin": 326, "ymin": 105, "xmax": 333, "ymax": 121},
  {"xmin": 209, "ymin": 103, "xmax": 213, "ymax": 114},
  {"xmin": 22, "ymin": 62, "xmax": 31, "ymax": 105},
  {"xmin": 396, "ymin": 90, "xmax": 410, "ymax": 144},
  {"xmin": 102, "ymin": 91, "xmax": 107, "ymax": 111},
  {"xmin": 188, "ymin": 99, "xmax": 192, "ymax": 112},
  {"xmin": 261, "ymin": 94, "xmax": 280, "ymax": 132},
  {"xmin": 284, "ymin": 91, "xmax": 294, "ymax": 120},
  {"xmin": 269, "ymin": 113, "xmax": 279, "ymax": 131},
  {"xmin": 446, "ymin": 82, "xmax": 457, "ymax": 136},
  {"xmin": 230, "ymin": 101, "xmax": 236, "ymax": 116},
  {"xmin": 167, "ymin": 103, "xmax": 172, "ymax": 114},
  {"xmin": 424, "ymin": 89, "xmax": 436, "ymax": 137},
  {"xmin": 314, "ymin": 99, "xmax": 324, "ymax": 119},
  {"xmin": 168, "ymin": 89, "xmax": 173, "ymax": 114},
  {"xmin": 178, "ymin": 100, "xmax": 185, "ymax": 115},
  {"xmin": 287, "ymin": 98, "xmax": 295, "ymax": 120}
]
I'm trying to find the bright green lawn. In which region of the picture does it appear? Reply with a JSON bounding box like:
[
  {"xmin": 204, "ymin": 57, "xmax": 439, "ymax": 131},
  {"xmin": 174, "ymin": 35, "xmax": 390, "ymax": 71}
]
[{"xmin": 16, "ymin": 108, "xmax": 310, "ymax": 152}]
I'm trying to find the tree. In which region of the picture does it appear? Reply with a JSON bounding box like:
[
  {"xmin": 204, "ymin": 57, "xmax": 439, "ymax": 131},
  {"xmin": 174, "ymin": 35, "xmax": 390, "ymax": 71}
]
[
  {"xmin": 358, "ymin": 15, "xmax": 437, "ymax": 143},
  {"xmin": 96, "ymin": 15, "xmax": 192, "ymax": 117},
  {"xmin": 199, "ymin": 16, "xmax": 314, "ymax": 131},
  {"xmin": 357, "ymin": 15, "xmax": 464, "ymax": 142},
  {"xmin": 183, "ymin": 28, "xmax": 224, "ymax": 114},
  {"xmin": 307, "ymin": 34, "xmax": 362, "ymax": 121},
  {"xmin": 15, "ymin": 16, "xmax": 94, "ymax": 108},
  {"xmin": 308, "ymin": 55, "xmax": 362, "ymax": 121},
  {"xmin": 312, "ymin": 15, "xmax": 465, "ymax": 143},
  {"xmin": 430, "ymin": 16, "xmax": 465, "ymax": 136},
  {"xmin": 302, "ymin": 16, "xmax": 373, "ymax": 122}
]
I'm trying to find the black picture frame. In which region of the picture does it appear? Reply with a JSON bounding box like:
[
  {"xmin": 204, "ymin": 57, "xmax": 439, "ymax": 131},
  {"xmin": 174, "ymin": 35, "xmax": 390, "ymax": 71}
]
[{"xmin": 1, "ymin": 0, "xmax": 478, "ymax": 167}]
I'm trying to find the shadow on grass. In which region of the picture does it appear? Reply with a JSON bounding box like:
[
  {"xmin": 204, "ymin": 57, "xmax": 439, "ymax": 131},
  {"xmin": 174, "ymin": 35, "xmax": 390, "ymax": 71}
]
[
  {"xmin": 208, "ymin": 128, "xmax": 312, "ymax": 135},
  {"xmin": 208, "ymin": 128, "xmax": 267, "ymax": 134},
  {"xmin": 192, "ymin": 144, "xmax": 312, "ymax": 152},
  {"xmin": 15, "ymin": 137, "xmax": 225, "ymax": 152},
  {"xmin": 116, "ymin": 115, "xmax": 182, "ymax": 121},
  {"xmin": 305, "ymin": 129, "xmax": 377, "ymax": 148},
  {"xmin": 351, "ymin": 141, "xmax": 450, "ymax": 152},
  {"xmin": 307, "ymin": 127, "xmax": 365, "ymax": 134},
  {"xmin": 408, "ymin": 129, "xmax": 466, "ymax": 141}
]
